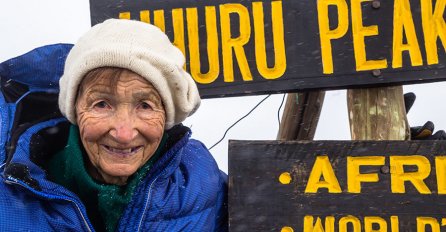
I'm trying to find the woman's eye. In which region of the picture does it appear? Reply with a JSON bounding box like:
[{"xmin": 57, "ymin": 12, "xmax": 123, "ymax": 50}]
[
  {"xmin": 93, "ymin": 101, "xmax": 109, "ymax": 109},
  {"xmin": 139, "ymin": 102, "xmax": 153, "ymax": 110}
]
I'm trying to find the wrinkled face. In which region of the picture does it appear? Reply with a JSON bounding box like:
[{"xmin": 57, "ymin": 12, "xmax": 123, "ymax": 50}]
[{"xmin": 75, "ymin": 69, "xmax": 165, "ymax": 185}]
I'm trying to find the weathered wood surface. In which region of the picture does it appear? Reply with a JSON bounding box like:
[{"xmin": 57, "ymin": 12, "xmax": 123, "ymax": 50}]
[
  {"xmin": 90, "ymin": 0, "xmax": 446, "ymax": 98},
  {"xmin": 229, "ymin": 140, "xmax": 446, "ymax": 231},
  {"xmin": 347, "ymin": 86, "xmax": 410, "ymax": 140},
  {"xmin": 277, "ymin": 91, "xmax": 325, "ymax": 140}
]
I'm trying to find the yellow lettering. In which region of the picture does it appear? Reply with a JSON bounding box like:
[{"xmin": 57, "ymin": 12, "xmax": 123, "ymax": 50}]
[
  {"xmin": 304, "ymin": 216, "xmax": 334, "ymax": 232},
  {"xmin": 436, "ymin": 156, "xmax": 446, "ymax": 194},
  {"xmin": 317, "ymin": 0, "xmax": 349, "ymax": 74},
  {"xmin": 119, "ymin": 12, "xmax": 131, "ymax": 20},
  {"xmin": 339, "ymin": 216, "xmax": 361, "ymax": 232},
  {"xmin": 364, "ymin": 216, "xmax": 387, "ymax": 232},
  {"xmin": 220, "ymin": 3, "xmax": 253, "ymax": 82},
  {"xmin": 392, "ymin": 0, "xmax": 423, "ymax": 68},
  {"xmin": 390, "ymin": 156, "xmax": 431, "ymax": 194},
  {"xmin": 140, "ymin": 10, "xmax": 150, "ymax": 23},
  {"xmin": 347, "ymin": 156, "xmax": 385, "ymax": 193},
  {"xmin": 154, "ymin": 10, "xmax": 166, "ymax": 32},
  {"xmin": 421, "ymin": 0, "xmax": 446, "ymax": 65},
  {"xmin": 171, "ymin": 8, "xmax": 186, "ymax": 67},
  {"xmin": 391, "ymin": 216, "xmax": 399, "ymax": 232},
  {"xmin": 282, "ymin": 227, "xmax": 295, "ymax": 232},
  {"xmin": 253, "ymin": 0, "xmax": 287, "ymax": 79},
  {"xmin": 417, "ymin": 217, "xmax": 440, "ymax": 232},
  {"xmin": 305, "ymin": 156, "xmax": 342, "ymax": 193},
  {"xmin": 351, "ymin": 0, "xmax": 387, "ymax": 71},
  {"xmin": 187, "ymin": 7, "xmax": 220, "ymax": 84}
]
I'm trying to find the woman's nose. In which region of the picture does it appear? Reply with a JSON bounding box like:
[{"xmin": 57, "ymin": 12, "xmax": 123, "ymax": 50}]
[
  {"xmin": 110, "ymin": 125, "xmax": 137, "ymax": 143},
  {"xmin": 109, "ymin": 108, "xmax": 137, "ymax": 143}
]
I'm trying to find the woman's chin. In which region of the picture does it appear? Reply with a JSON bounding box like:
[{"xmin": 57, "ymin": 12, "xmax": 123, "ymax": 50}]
[{"xmin": 98, "ymin": 163, "xmax": 139, "ymax": 184}]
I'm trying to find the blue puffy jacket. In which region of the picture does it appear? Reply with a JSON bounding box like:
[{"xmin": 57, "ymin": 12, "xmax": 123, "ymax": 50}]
[{"xmin": 0, "ymin": 44, "xmax": 228, "ymax": 231}]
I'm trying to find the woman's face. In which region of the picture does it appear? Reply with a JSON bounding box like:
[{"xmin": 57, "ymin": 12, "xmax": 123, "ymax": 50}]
[{"xmin": 75, "ymin": 69, "xmax": 165, "ymax": 185}]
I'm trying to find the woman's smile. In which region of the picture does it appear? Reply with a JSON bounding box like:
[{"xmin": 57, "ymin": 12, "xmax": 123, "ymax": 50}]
[{"xmin": 101, "ymin": 145, "xmax": 144, "ymax": 156}]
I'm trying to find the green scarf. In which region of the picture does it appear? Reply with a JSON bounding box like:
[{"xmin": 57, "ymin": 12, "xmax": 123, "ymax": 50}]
[{"xmin": 47, "ymin": 125, "xmax": 166, "ymax": 232}]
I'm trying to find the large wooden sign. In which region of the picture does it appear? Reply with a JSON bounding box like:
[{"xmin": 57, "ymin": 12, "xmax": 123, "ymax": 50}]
[
  {"xmin": 90, "ymin": 0, "xmax": 446, "ymax": 98},
  {"xmin": 229, "ymin": 140, "xmax": 446, "ymax": 231}
]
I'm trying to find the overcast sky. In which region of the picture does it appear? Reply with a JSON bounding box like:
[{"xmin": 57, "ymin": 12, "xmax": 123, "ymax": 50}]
[{"xmin": 1, "ymin": 0, "xmax": 445, "ymax": 173}]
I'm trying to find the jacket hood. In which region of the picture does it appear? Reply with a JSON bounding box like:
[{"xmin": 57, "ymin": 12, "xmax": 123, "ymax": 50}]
[{"xmin": 0, "ymin": 44, "xmax": 73, "ymax": 90}]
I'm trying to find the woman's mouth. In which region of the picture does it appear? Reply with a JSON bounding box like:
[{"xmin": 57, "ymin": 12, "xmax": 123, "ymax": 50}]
[{"xmin": 102, "ymin": 145, "xmax": 143, "ymax": 156}]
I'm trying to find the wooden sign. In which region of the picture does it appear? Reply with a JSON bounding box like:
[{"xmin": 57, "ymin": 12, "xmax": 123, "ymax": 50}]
[
  {"xmin": 229, "ymin": 140, "xmax": 446, "ymax": 231},
  {"xmin": 90, "ymin": 0, "xmax": 446, "ymax": 98}
]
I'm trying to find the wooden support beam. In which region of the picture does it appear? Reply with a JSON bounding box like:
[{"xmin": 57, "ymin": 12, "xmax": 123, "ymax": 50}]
[
  {"xmin": 347, "ymin": 86, "xmax": 410, "ymax": 140},
  {"xmin": 277, "ymin": 91, "xmax": 325, "ymax": 140}
]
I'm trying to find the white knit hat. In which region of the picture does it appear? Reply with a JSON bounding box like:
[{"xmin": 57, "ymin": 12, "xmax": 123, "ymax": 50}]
[{"xmin": 59, "ymin": 19, "xmax": 201, "ymax": 129}]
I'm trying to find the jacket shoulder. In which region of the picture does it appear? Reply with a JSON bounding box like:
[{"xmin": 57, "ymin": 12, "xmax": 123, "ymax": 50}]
[
  {"xmin": 0, "ymin": 179, "xmax": 89, "ymax": 231},
  {"xmin": 121, "ymin": 138, "xmax": 228, "ymax": 231},
  {"xmin": 162, "ymin": 138, "xmax": 225, "ymax": 213}
]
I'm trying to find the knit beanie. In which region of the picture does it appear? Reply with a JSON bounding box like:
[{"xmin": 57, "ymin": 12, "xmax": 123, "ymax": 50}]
[{"xmin": 59, "ymin": 19, "xmax": 201, "ymax": 129}]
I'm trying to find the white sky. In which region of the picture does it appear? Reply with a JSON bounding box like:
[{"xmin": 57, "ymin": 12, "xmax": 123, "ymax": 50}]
[{"xmin": 1, "ymin": 0, "xmax": 445, "ymax": 173}]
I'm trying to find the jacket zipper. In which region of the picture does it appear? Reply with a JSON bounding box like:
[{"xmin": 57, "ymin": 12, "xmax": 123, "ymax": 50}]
[
  {"xmin": 5, "ymin": 176, "xmax": 94, "ymax": 232},
  {"xmin": 136, "ymin": 175, "xmax": 161, "ymax": 232},
  {"xmin": 135, "ymin": 138, "xmax": 188, "ymax": 232}
]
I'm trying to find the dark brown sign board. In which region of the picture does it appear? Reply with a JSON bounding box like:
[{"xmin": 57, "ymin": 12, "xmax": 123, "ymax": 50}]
[
  {"xmin": 90, "ymin": 0, "xmax": 446, "ymax": 98},
  {"xmin": 229, "ymin": 140, "xmax": 446, "ymax": 231}
]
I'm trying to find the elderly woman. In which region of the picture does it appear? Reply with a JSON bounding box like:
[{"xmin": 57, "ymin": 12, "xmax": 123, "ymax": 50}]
[{"xmin": 0, "ymin": 19, "xmax": 227, "ymax": 231}]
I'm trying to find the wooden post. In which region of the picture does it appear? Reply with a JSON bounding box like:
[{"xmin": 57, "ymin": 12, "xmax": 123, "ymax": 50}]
[
  {"xmin": 347, "ymin": 86, "xmax": 410, "ymax": 140},
  {"xmin": 277, "ymin": 91, "xmax": 325, "ymax": 140}
]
